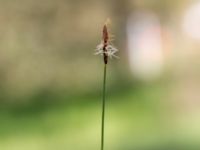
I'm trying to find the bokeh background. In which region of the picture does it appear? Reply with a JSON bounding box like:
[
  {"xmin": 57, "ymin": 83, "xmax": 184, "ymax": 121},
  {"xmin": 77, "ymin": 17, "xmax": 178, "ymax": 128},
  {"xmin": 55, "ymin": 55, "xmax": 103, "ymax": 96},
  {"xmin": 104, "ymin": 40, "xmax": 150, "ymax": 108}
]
[{"xmin": 1, "ymin": 0, "xmax": 200, "ymax": 150}]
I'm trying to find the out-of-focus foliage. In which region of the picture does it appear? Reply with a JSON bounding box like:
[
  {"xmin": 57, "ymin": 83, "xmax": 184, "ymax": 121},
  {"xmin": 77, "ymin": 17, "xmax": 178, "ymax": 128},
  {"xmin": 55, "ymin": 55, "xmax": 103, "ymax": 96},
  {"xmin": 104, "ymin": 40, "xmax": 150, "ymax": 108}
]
[{"xmin": 1, "ymin": 0, "xmax": 200, "ymax": 150}]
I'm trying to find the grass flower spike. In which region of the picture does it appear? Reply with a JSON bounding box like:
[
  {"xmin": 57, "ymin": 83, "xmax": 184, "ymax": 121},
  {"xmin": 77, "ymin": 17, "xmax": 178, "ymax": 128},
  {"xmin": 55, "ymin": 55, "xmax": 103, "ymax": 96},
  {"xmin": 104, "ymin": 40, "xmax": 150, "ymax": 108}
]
[
  {"xmin": 95, "ymin": 19, "xmax": 119, "ymax": 64},
  {"xmin": 96, "ymin": 19, "xmax": 118, "ymax": 150}
]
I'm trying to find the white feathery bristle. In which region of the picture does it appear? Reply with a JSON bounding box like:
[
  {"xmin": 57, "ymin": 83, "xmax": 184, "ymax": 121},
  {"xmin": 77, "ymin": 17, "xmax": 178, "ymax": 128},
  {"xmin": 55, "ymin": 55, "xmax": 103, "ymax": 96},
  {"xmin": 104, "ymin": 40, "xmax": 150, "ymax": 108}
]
[{"xmin": 94, "ymin": 43, "xmax": 119, "ymax": 59}]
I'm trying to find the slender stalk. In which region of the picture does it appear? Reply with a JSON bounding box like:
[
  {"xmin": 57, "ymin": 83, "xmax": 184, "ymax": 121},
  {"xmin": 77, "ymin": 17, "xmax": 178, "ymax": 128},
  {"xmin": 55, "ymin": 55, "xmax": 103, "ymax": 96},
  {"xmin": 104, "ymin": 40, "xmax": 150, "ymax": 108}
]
[{"xmin": 101, "ymin": 64, "xmax": 107, "ymax": 150}]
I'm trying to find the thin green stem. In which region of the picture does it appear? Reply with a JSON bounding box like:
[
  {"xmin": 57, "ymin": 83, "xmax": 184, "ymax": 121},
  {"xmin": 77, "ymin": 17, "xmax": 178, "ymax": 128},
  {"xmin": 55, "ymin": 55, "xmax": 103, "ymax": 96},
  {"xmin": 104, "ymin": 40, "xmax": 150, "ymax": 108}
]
[{"xmin": 101, "ymin": 64, "xmax": 107, "ymax": 150}]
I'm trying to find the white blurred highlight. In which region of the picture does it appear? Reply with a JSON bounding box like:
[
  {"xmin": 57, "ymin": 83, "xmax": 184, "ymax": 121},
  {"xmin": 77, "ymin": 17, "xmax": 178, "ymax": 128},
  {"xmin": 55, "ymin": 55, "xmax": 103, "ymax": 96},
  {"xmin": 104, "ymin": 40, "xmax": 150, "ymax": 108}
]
[
  {"xmin": 183, "ymin": 2, "xmax": 200, "ymax": 40},
  {"xmin": 127, "ymin": 12, "xmax": 163, "ymax": 80}
]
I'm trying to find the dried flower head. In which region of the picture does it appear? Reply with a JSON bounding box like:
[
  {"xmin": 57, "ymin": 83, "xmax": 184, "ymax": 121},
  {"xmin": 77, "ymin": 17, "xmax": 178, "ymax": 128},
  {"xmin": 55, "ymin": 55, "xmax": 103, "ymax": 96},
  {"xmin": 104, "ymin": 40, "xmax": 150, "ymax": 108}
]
[{"xmin": 95, "ymin": 19, "xmax": 118, "ymax": 64}]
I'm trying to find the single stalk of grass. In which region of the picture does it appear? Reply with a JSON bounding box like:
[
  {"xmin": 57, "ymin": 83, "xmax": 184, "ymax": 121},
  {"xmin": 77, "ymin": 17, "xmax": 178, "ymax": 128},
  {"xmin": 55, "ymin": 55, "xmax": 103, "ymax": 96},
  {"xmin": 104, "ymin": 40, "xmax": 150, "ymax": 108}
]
[
  {"xmin": 95, "ymin": 18, "xmax": 118, "ymax": 150},
  {"xmin": 101, "ymin": 64, "xmax": 107, "ymax": 150}
]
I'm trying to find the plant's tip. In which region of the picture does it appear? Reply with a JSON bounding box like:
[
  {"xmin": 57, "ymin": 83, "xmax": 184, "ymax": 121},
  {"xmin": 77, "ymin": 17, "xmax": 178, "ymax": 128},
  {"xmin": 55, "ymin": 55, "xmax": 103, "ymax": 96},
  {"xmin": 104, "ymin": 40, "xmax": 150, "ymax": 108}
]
[
  {"xmin": 95, "ymin": 18, "xmax": 119, "ymax": 63},
  {"xmin": 104, "ymin": 18, "xmax": 111, "ymax": 26}
]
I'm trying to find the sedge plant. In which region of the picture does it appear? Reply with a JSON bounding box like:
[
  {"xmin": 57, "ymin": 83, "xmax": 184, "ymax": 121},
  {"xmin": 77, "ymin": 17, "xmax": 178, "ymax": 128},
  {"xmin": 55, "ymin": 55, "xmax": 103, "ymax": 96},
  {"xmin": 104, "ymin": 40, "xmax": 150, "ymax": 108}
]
[{"xmin": 95, "ymin": 19, "xmax": 118, "ymax": 150}]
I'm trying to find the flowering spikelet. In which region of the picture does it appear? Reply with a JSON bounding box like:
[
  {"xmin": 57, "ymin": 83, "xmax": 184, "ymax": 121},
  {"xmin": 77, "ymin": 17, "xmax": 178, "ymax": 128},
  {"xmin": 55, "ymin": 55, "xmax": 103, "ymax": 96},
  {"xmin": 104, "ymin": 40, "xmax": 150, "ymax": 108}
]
[{"xmin": 95, "ymin": 19, "xmax": 118, "ymax": 64}]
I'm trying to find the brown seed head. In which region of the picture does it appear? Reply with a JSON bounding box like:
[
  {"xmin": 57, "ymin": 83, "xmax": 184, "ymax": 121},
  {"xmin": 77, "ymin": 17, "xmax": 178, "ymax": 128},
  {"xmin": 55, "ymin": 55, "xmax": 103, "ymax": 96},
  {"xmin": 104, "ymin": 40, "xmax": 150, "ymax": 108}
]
[
  {"xmin": 102, "ymin": 24, "xmax": 109, "ymax": 64},
  {"xmin": 103, "ymin": 25, "xmax": 109, "ymax": 45},
  {"xmin": 102, "ymin": 18, "xmax": 111, "ymax": 64}
]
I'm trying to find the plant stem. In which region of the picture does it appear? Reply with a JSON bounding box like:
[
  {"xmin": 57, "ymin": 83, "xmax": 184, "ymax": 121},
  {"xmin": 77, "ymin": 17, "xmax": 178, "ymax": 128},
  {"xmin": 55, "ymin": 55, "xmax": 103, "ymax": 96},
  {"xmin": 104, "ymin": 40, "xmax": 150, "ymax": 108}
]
[{"xmin": 101, "ymin": 64, "xmax": 107, "ymax": 150}]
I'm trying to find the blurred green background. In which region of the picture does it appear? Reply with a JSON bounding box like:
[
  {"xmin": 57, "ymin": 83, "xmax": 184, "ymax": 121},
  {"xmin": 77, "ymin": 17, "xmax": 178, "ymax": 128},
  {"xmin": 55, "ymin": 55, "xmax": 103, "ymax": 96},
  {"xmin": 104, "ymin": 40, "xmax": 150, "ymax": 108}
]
[{"xmin": 1, "ymin": 0, "xmax": 200, "ymax": 150}]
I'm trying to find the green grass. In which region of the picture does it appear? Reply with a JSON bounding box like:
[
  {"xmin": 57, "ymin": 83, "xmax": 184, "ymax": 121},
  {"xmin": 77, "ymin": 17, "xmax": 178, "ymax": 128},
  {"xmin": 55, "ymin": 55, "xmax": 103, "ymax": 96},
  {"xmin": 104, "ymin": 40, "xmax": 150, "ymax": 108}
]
[{"xmin": 0, "ymin": 84, "xmax": 200, "ymax": 150}]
